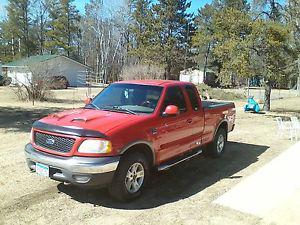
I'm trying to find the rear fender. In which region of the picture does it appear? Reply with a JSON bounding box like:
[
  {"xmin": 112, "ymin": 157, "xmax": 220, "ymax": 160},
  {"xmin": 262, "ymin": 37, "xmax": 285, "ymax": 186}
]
[{"xmin": 213, "ymin": 119, "xmax": 228, "ymax": 140}]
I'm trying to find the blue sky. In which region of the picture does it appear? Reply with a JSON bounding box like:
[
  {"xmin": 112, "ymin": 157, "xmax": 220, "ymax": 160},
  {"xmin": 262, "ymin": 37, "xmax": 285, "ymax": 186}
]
[{"xmin": 0, "ymin": 0, "xmax": 211, "ymax": 19}]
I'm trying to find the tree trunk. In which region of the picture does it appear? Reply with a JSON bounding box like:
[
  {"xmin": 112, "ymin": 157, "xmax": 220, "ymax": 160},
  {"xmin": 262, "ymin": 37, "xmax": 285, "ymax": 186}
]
[
  {"xmin": 203, "ymin": 42, "xmax": 211, "ymax": 83},
  {"xmin": 263, "ymin": 80, "xmax": 272, "ymax": 111},
  {"xmin": 165, "ymin": 64, "xmax": 171, "ymax": 80}
]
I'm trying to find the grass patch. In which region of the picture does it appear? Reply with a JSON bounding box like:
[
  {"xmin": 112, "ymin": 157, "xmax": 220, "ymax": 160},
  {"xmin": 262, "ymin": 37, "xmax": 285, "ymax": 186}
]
[{"xmin": 196, "ymin": 84, "xmax": 246, "ymax": 101}]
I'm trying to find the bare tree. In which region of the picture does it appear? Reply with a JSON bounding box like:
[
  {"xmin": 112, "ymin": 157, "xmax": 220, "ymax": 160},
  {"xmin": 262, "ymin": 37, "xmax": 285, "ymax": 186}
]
[
  {"xmin": 32, "ymin": 0, "xmax": 49, "ymax": 54},
  {"xmin": 80, "ymin": 0, "xmax": 131, "ymax": 83},
  {"xmin": 12, "ymin": 62, "xmax": 63, "ymax": 105},
  {"xmin": 121, "ymin": 64, "xmax": 164, "ymax": 80}
]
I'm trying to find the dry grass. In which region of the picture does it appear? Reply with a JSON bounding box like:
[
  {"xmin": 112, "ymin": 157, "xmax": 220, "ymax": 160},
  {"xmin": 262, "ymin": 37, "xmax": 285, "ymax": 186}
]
[
  {"xmin": 0, "ymin": 86, "xmax": 299, "ymax": 225},
  {"xmin": 196, "ymin": 84, "xmax": 246, "ymax": 100}
]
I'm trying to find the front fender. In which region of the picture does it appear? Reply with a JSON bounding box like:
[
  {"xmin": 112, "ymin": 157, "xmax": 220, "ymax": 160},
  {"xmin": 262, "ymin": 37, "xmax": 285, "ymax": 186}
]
[{"xmin": 119, "ymin": 140, "xmax": 156, "ymax": 166}]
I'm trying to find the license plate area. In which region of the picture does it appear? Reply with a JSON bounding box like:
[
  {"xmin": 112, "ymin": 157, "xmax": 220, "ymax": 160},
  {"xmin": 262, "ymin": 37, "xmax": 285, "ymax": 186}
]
[{"xmin": 36, "ymin": 162, "xmax": 49, "ymax": 177}]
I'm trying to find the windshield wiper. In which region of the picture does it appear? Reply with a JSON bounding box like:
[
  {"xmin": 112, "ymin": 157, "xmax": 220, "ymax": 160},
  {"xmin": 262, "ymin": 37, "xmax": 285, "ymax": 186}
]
[
  {"xmin": 85, "ymin": 103, "xmax": 100, "ymax": 110},
  {"xmin": 101, "ymin": 106, "xmax": 137, "ymax": 115},
  {"xmin": 113, "ymin": 106, "xmax": 137, "ymax": 115}
]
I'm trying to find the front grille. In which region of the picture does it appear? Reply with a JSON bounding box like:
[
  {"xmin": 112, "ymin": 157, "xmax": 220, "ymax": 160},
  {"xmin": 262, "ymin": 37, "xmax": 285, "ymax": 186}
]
[{"xmin": 34, "ymin": 131, "xmax": 75, "ymax": 153}]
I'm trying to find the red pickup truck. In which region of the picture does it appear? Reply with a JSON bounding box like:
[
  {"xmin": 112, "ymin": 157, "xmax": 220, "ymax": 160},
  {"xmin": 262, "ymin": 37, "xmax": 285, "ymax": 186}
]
[{"xmin": 25, "ymin": 80, "xmax": 235, "ymax": 201}]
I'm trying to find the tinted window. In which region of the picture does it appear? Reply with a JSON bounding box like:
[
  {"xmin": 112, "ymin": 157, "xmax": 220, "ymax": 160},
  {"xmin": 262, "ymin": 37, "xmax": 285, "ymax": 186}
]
[
  {"xmin": 185, "ymin": 85, "xmax": 199, "ymax": 111},
  {"xmin": 163, "ymin": 86, "xmax": 186, "ymax": 113}
]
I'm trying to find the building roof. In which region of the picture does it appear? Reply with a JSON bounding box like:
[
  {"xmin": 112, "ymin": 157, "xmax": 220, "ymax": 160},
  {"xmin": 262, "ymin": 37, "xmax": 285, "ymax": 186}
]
[
  {"xmin": 3, "ymin": 55, "xmax": 90, "ymax": 69},
  {"xmin": 3, "ymin": 55, "xmax": 59, "ymax": 67}
]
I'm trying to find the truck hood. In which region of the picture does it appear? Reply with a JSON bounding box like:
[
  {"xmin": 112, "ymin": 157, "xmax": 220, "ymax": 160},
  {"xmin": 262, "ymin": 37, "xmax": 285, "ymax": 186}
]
[{"xmin": 38, "ymin": 108, "xmax": 143, "ymax": 134}]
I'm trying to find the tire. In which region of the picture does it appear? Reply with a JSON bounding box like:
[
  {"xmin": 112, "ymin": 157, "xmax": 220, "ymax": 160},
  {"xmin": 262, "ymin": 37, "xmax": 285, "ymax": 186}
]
[
  {"xmin": 109, "ymin": 152, "xmax": 150, "ymax": 202},
  {"xmin": 207, "ymin": 128, "xmax": 227, "ymax": 158}
]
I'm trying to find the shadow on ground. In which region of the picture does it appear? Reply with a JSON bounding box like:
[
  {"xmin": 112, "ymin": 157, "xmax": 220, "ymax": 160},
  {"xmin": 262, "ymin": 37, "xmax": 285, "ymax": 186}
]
[
  {"xmin": 271, "ymin": 109, "xmax": 300, "ymax": 117},
  {"xmin": 47, "ymin": 98, "xmax": 83, "ymax": 105},
  {"xmin": 58, "ymin": 141, "xmax": 269, "ymax": 209},
  {"xmin": 0, "ymin": 106, "xmax": 63, "ymax": 133}
]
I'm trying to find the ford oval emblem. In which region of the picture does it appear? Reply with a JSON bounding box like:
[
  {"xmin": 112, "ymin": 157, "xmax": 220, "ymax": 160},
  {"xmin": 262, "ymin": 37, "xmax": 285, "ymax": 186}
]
[{"xmin": 46, "ymin": 138, "xmax": 55, "ymax": 145}]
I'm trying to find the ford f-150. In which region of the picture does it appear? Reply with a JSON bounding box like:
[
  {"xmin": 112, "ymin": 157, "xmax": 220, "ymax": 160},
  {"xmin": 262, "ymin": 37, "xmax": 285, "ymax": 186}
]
[{"xmin": 25, "ymin": 80, "xmax": 235, "ymax": 201}]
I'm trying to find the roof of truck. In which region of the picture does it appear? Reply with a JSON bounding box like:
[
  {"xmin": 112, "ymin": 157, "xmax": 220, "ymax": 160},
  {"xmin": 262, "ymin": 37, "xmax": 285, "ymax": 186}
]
[{"xmin": 116, "ymin": 80, "xmax": 193, "ymax": 87}]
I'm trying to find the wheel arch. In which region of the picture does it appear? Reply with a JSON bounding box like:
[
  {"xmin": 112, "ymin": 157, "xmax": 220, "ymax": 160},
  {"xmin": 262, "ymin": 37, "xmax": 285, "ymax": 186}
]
[
  {"xmin": 213, "ymin": 120, "xmax": 228, "ymax": 140},
  {"xmin": 119, "ymin": 141, "xmax": 155, "ymax": 167}
]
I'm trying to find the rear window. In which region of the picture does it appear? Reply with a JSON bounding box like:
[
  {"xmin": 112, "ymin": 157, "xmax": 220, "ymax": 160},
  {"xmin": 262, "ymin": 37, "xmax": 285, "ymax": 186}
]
[{"xmin": 185, "ymin": 85, "xmax": 199, "ymax": 111}]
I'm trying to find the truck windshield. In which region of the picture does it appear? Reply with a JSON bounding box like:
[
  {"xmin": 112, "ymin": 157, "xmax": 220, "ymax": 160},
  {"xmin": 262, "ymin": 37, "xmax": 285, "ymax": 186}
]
[{"xmin": 88, "ymin": 83, "xmax": 163, "ymax": 114}]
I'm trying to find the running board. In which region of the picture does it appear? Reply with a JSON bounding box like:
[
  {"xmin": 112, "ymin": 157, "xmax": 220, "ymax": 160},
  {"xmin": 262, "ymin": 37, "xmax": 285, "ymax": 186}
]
[{"xmin": 158, "ymin": 149, "xmax": 203, "ymax": 171}]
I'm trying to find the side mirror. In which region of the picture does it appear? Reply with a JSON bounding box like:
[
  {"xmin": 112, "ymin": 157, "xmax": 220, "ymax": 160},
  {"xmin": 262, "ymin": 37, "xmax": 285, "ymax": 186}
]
[
  {"xmin": 84, "ymin": 97, "xmax": 92, "ymax": 105},
  {"xmin": 163, "ymin": 105, "xmax": 179, "ymax": 117}
]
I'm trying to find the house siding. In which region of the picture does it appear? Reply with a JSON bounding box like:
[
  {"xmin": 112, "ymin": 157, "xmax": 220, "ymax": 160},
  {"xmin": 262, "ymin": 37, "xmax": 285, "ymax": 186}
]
[{"xmin": 4, "ymin": 56, "xmax": 88, "ymax": 87}]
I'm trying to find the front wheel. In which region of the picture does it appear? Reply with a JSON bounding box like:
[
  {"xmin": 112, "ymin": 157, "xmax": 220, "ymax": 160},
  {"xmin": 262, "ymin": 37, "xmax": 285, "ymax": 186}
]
[
  {"xmin": 207, "ymin": 128, "xmax": 227, "ymax": 158},
  {"xmin": 109, "ymin": 152, "xmax": 149, "ymax": 202}
]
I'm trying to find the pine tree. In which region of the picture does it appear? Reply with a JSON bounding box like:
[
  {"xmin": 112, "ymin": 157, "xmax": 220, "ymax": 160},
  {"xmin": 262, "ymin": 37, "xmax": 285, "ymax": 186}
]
[
  {"xmin": 130, "ymin": 0, "xmax": 159, "ymax": 63},
  {"xmin": 193, "ymin": 0, "xmax": 295, "ymax": 111},
  {"xmin": 0, "ymin": 21, "xmax": 14, "ymax": 62},
  {"xmin": 6, "ymin": 0, "xmax": 34, "ymax": 57},
  {"xmin": 45, "ymin": 0, "xmax": 80, "ymax": 57},
  {"xmin": 154, "ymin": 0, "xmax": 192, "ymax": 79},
  {"xmin": 221, "ymin": 0, "xmax": 249, "ymax": 11}
]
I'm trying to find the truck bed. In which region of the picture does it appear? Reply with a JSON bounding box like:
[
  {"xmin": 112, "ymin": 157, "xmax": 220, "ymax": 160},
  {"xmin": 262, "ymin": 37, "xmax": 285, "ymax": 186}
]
[{"xmin": 202, "ymin": 100, "xmax": 235, "ymax": 110}]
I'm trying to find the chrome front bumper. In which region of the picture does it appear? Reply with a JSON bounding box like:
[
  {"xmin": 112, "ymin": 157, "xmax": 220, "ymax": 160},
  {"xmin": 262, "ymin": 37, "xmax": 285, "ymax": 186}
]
[{"xmin": 25, "ymin": 143, "xmax": 120, "ymax": 187}]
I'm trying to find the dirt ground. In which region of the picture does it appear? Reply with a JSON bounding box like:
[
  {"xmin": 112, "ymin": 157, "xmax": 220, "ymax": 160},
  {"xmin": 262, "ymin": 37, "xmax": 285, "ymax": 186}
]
[{"xmin": 0, "ymin": 86, "xmax": 299, "ymax": 225}]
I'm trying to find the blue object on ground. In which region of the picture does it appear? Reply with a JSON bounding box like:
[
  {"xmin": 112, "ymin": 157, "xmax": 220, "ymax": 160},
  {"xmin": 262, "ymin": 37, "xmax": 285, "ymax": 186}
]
[{"xmin": 244, "ymin": 96, "xmax": 260, "ymax": 113}]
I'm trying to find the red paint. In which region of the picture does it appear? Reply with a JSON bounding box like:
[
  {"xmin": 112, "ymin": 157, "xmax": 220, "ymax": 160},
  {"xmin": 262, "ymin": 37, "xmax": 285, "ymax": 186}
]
[{"xmin": 30, "ymin": 80, "xmax": 236, "ymax": 165}]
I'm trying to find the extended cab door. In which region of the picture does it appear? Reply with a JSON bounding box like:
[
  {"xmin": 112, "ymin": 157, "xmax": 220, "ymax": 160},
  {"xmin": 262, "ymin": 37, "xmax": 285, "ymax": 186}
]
[
  {"xmin": 184, "ymin": 85, "xmax": 205, "ymax": 149},
  {"xmin": 156, "ymin": 85, "xmax": 195, "ymax": 163}
]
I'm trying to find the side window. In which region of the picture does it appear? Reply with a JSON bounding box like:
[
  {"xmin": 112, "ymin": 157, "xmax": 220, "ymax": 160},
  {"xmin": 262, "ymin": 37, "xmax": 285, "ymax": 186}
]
[
  {"xmin": 185, "ymin": 85, "xmax": 199, "ymax": 111},
  {"xmin": 163, "ymin": 86, "xmax": 187, "ymax": 113}
]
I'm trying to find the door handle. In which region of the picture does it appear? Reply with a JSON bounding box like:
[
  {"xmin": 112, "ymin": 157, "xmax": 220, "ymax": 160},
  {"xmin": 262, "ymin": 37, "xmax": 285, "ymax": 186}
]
[{"xmin": 187, "ymin": 119, "xmax": 192, "ymax": 124}]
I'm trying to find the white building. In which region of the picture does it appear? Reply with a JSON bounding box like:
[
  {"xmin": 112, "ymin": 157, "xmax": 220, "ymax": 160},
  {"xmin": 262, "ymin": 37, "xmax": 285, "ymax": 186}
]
[
  {"xmin": 2, "ymin": 55, "xmax": 90, "ymax": 87},
  {"xmin": 180, "ymin": 69, "xmax": 204, "ymax": 84},
  {"xmin": 180, "ymin": 68, "xmax": 217, "ymax": 86}
]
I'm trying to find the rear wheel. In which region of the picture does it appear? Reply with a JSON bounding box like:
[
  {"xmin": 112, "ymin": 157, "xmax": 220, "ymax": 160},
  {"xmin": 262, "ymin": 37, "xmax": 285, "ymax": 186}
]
[
  {"xmin": 109, "ymin": 152, "xmax": 149, "ymax": 202},
  {"xmin": 207, "ymin": 128, "xmax": 227, "ymax": 158}
]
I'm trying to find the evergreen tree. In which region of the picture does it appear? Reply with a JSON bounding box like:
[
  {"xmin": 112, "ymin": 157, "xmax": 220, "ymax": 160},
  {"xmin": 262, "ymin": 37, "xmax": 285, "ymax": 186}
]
[
  {"xmin": 222, "ymin": 0, "xmax": 249, "ymax": 11},
  {"xmin": 193, "ymin": 0, "xmax": 294, "ymax": 111},
  {"xmin": 6, "ymin": 0, "xmax": 34, "ymax": 57},
  {"xmin": 130, "ymin": 0, "xmax": 160, "ymax": 63},
  {"xmin": 154, "ymin": 0, "xmax": 193, "ymax": 79},
  {"xmin": 45, "ymin": 0, "xmax": 80, "ymax": 58},
  {"xmin": 193, "ymin": 1, "xmax": 220, "ymax": 79},
  {"xmin": 0, "ymin": 21, "xmax": 13, "ymax": 62}
]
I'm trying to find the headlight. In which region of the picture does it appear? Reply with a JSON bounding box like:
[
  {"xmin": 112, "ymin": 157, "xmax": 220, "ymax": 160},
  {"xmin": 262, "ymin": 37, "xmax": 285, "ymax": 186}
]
[{"xmin": 78, "ymin": 139, "xmax": 112, "ymax": 154}]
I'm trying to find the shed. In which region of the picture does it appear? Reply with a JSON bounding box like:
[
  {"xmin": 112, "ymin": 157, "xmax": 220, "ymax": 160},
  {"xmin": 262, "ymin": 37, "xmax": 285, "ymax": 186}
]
[
  {"xmin": 2, "ymin": 55, "xmax": 90, "ymax": 87},
  {"xmin": 180, "ymin": 68, "xmax": 216, "ymax": 85}
]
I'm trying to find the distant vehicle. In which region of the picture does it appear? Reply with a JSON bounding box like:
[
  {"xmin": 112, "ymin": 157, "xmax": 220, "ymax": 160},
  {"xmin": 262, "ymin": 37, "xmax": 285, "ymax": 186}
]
[
  {"xmin": 0, "ymin": 75, "xmax": 12, "ymax": 86},
  {"xmin": 25, "ymin": 80, "xmax": 236, "ymax": 201},
  {"xmin": 49, "ymin": 76, "xmax": 69, "ymax": 89}
]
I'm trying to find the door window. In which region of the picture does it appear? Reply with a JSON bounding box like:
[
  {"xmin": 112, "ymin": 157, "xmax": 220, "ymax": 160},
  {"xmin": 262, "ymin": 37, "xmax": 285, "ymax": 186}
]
[{"xmin": 163, "ymin": 86, "xmax": 187, "ymax": 113}]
